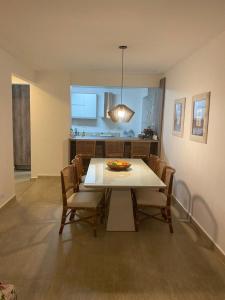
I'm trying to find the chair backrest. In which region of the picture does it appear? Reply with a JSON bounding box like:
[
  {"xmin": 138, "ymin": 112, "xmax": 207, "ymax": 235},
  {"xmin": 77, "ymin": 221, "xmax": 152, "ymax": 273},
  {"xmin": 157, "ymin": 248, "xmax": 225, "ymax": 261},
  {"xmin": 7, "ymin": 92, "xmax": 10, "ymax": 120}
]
[
  {"xmin": 75, "ymin": 154, "xmax": 85, "ymax": 175},
  {"xmin": 155, "ymin": 159, "xmax": 167, "ymax": 179},
  {"xmin": 130, "ymin": 141, "xmax": 151, "ymax": 158},
  {"xmin": 105, "ymin": 141, "xmax": 124, "ymax": 158},
  {"xmin": 73, "ymin": 156, "xmax": 83, "ymax": 184},
  {"xmin": 76, "ymin": 140, "xmax": 96, "ymax": 158},
  {"xmin": 161, "ymin": 166, "xmax": 176, "ymax": 205},
  {"xmin": 147, "ymin": 154, "xmax": 159, "ymax": 173},
  {"xmin": 60, "ymin": 164, "xmax": 79, "ymax": 207}
]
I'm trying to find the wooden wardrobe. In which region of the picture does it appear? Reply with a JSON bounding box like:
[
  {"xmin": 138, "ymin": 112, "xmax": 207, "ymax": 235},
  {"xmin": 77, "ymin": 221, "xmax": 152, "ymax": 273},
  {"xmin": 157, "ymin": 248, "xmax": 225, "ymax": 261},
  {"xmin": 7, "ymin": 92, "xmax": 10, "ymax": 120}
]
[{"xmin": 12, "ymin": 84, "xmax": 31, "ymax": 171}]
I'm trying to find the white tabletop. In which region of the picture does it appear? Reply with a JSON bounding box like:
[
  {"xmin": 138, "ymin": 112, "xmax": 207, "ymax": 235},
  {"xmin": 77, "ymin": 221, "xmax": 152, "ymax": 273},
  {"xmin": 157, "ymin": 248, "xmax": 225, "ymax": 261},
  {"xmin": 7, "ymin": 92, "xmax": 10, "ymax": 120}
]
[{"xmin": 84, "ymin": 158, "xmax": 166, "ymax": 188}]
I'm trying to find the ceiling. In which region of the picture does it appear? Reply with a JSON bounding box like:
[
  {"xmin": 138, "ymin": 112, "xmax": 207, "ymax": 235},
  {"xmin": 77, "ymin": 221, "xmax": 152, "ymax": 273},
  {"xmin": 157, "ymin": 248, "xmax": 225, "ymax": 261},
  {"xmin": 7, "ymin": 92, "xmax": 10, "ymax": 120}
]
[{"xmin": 0, "ymin": 0, "xmax": 225, "ymax": 73}]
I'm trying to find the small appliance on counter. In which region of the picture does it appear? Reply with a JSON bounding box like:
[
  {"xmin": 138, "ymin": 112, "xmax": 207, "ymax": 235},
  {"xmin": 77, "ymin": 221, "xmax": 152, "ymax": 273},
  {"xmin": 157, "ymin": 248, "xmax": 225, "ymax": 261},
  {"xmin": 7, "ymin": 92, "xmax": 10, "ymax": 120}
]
[{"xmin": 138, "ymin": 127, "xmax": 156, "ymax": 139}]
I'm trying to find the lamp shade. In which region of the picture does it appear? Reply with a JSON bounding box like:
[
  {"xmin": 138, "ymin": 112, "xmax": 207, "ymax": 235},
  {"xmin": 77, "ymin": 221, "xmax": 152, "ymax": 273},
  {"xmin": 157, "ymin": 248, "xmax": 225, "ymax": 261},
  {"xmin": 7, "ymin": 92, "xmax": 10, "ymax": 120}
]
[{"xmin": 108, "ymin": 104, "xmax": 135, "ymax": 123}]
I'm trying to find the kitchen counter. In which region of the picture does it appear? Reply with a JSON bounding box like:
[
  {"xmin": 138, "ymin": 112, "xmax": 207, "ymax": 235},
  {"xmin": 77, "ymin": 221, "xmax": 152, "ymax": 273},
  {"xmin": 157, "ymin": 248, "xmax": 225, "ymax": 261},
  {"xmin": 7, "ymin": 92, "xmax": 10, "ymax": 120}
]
[
  {"xmin": 70, "ymin": 136, "xmax": 158, "ymax": 142},
  {"xmin": 69, "ymin": 136, "xmax": 159, "ymax": 162}
]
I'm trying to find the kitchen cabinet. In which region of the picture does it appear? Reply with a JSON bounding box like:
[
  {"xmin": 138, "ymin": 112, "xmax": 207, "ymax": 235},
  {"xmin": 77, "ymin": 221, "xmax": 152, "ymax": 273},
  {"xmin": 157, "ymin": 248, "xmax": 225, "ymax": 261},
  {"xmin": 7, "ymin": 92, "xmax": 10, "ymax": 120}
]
[{"xmin": 71, "ymin": 93, "xmax": 97, "ymax": 119}]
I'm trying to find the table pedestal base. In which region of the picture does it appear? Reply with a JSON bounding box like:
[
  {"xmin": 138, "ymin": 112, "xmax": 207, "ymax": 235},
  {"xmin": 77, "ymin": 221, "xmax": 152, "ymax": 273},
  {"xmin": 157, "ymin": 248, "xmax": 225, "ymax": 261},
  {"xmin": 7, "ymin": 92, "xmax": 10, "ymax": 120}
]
[{"xmin": 106, "ymin": 189, "xmax": 135, "ymax": 231}]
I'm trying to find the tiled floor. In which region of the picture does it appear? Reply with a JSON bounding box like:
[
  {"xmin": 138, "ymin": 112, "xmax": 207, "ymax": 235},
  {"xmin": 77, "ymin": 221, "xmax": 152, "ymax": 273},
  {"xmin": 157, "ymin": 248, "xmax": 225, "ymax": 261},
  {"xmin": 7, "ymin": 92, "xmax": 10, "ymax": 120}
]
[
  {"xmin": 14, "ymin": 170, "xmax": 31, "ymax": 183},
  {"xmin": 0, "ymin": 177, "xmax": 225, "ymax": 299}
]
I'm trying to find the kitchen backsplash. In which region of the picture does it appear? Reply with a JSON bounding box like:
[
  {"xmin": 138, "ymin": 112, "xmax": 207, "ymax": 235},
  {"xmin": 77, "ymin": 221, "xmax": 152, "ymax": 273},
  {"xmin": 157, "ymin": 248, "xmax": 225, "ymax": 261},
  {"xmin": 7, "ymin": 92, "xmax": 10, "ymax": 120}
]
[{"xmin": 70, "ymin": 129, "xmax": 121, "ymax": 137}]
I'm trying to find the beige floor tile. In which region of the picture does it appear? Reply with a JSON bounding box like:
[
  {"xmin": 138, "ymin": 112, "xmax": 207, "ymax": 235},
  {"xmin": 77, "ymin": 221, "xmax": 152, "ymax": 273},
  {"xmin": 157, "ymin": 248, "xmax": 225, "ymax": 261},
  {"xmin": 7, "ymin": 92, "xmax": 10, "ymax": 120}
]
[{"xmin": 0, "ymin": 177, "xmax": 225, "ymax": 299}]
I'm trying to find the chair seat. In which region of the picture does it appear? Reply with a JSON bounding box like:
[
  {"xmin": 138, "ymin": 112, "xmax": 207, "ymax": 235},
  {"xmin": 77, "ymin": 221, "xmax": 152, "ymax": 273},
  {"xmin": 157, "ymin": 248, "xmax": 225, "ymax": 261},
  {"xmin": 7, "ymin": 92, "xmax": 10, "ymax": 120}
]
[
  {"xmin": 79, "ymin": 183, "xmax": 104, "ymax": 192},
  {"xmin": 67, "ymin": 191, "xmax": 103, "ymax": 208},
  {"xmin": 136, "ymin": 189, "xmax": 167, "ymax": 207}
]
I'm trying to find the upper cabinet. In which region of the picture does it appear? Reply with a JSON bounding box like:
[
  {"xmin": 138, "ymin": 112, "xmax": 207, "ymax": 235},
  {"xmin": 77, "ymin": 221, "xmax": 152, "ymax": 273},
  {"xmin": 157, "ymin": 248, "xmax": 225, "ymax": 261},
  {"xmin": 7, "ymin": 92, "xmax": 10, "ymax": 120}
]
[{"xmin": 71, "ymin": 93, "xmax": 97, "ymax": 119}]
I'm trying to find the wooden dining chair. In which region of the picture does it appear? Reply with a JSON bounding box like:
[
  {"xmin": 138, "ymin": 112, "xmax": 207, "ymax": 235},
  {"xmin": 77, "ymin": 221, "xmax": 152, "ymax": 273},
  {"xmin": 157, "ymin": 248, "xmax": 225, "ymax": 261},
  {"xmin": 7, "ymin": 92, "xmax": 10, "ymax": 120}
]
[
  {"xmin": 59, "ymin": 164, "xmax": 104, "ymax": 236},
  {"xmin": 72, "ymin": 154, "xmax": 86, "ymax": 182},
  {"xmin": 147, "ymin": 155, "xmax": 167, "ymax": 179},
  {"xmin": 105, "ymin": 141, "xmax": 124, "ymax": 158},
  {"xmin": 133, "ymin": 166, "xmax": 176, "ymax": 233},
  {"xmin": 130, "ymin": 141, "xmax": 151, "ymax": 159},
  {"xmin": 147, "ymin": 154, "xmax": 159, "ymax": 173},
  {"xmin": 72, "ymin": 157, "xmax": 105, "ymax": 193},
  {"xmin": 155, "ymin": 159, "xmax": 167, "ymax": 179},
  {"xmin": 76, "ymin": 140, "xmax": 96, "ymax": 159}
]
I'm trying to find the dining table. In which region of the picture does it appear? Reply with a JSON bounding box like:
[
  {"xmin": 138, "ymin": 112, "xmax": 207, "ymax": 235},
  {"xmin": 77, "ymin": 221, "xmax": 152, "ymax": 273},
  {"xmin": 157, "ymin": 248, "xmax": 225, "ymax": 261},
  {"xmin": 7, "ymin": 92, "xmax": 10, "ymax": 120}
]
[{"xmin": 84, "ymin": 158, "xmax": 166, "ymax": 231}]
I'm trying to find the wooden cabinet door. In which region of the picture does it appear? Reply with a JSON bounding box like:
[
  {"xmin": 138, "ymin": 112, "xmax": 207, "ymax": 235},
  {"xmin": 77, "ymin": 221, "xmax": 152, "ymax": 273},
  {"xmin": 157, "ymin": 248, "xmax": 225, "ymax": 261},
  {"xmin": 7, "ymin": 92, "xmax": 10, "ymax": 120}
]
[{"xmin": 12, "ymin": 84, "xmax": 31, "ymax": 170}]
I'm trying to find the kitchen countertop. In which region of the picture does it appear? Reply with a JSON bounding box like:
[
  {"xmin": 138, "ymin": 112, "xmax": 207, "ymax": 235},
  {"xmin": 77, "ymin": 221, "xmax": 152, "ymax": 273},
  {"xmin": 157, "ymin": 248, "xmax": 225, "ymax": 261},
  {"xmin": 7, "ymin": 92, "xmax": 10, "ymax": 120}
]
[{"xmin": 70, "ymin": 136, "xmax": 159, "ymax": 142}]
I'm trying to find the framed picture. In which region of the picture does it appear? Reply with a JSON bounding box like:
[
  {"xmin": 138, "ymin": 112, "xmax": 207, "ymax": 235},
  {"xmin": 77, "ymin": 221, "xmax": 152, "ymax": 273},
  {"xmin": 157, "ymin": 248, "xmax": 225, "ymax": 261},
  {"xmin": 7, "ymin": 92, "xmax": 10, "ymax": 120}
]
[
  {"xmin": 190, "ymin": 92, "xmax": 210, "ymax": 143},
  {"xmin": 173, "ymin": 98, "xmax": 186, "ymax": 137}
]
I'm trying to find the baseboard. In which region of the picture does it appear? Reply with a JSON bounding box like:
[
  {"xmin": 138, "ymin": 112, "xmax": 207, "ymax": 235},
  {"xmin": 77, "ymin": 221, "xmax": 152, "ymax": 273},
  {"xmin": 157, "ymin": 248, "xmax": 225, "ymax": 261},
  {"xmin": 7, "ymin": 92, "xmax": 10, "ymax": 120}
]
[
  {"xmin": 0, "ymin": 194, "xmax": 16, "ymax": 209},
  {"xmin": 37, "ymin": 174, "xmax": 60, "ymax": 178},
  {"xmin": 31, "ymin": 175, "xmax": 60, "ymax": 179},
  {"xmin": 172, "ymin": 195, "xmax": 191, "ymax": 218},
  {"xmin": 172, "ymin": 195, "xmax": 225, "ymax": 263}
]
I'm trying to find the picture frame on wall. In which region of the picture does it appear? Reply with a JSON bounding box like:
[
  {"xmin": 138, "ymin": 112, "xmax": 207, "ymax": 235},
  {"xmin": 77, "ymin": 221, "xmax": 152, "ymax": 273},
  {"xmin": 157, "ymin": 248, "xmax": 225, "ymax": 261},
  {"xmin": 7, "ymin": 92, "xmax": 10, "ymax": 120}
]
[
  {"xmin": 190, "ymin": 92, "xmax": 210, "ymax": 143},
  {"xmin": 173, "ymin": 98, "xmax": 186, "ymax": 137}
]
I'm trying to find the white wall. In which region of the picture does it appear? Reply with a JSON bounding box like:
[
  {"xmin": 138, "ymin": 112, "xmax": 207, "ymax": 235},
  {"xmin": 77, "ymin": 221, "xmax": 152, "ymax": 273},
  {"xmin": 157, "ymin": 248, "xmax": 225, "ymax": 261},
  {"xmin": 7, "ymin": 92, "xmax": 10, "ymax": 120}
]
[
  {"xmin": 71, "ymin": 86, "xmax": 148, "ymax": 136},
  {"xmin": 70, "ymin": 70, "xmax": 161, "ymax": 88},
  {"xmin": 162, "ymin": 30, "xmax": 225, "ymax": 254},
  {"xmin": 28, "ymin": 70, "xmax": 160, "ymax": 178},
  {"xmin": 0, "ymin": 48, "xmax": 35, "ymax": 207},
  {"xmin": 141, "ymin": 88, "xmax": 161, "ymax": 134},
  {"xmin": 12, "ymin": 73, "xmax": 71, "ymax": 178},
  {"xmin": 30, "ymin": 72, "xmax": 71, "ymax": 177}
]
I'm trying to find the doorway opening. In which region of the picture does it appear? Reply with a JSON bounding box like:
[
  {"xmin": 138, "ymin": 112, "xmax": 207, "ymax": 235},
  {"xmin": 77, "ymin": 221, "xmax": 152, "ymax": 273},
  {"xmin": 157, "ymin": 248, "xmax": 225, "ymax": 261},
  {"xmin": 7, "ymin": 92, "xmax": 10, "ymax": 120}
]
[{"xmin": 11, "ymin": 75, "xmax": 31, "ymax": 182}]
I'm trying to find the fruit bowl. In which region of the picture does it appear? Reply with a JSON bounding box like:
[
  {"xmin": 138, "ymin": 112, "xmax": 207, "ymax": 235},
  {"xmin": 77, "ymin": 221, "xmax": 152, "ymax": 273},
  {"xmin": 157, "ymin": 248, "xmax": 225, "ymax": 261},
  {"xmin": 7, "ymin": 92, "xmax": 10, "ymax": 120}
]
[{"xmin": 107, "ymin": 160, "xmax": 131, "ymax": 171}]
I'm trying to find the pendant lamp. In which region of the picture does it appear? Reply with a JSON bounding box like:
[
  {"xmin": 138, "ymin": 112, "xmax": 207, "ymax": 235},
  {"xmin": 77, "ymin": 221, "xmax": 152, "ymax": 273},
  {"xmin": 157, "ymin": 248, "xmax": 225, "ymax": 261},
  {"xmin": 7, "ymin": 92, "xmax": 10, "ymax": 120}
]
[{"xmin": 108, "ymin": 46, "xmax": 135, "ymax": 122}]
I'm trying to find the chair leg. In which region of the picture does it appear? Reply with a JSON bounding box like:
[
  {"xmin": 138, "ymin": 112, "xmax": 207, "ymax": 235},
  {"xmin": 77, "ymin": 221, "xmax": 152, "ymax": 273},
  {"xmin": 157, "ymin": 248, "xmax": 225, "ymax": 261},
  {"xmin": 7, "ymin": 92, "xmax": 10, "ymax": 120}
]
[
  {"xmin": 69, "ymin": 209, "xmax": 76, "ymax": 221},
  {"xmin": 161, "ymin": 208, "xmax": 167, "ymax": 220},
  {"xmin": 59, "ymin": 208, "xmax": 67, "ymax": 234},
  {"xmin": 131, "ymin": 189, "xmax": 139, "ymax": 231},
  {"xmin": 135, "ymin": 214, "xmax": 139, "ymax": 232},
  {"xmin": 166, "ymin": 207, "xmax": 173, "ymax": 233},
  {"xmin": 100, "ymin": 197, "xmax": 105, "ymax": 224},
  {"xmin": 104, "ymin": 188, "xmax": 111, "ymax": 225},
  {"xmin": 93, "ymin": 211, "xmax": 97, "ymax": 237}
]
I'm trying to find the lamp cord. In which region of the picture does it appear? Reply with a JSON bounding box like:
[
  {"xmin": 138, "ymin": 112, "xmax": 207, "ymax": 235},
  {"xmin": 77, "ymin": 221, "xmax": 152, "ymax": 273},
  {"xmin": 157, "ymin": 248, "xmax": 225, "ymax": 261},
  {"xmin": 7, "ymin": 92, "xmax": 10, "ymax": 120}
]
[{"xmin": 120, "ymin": 47, "xmax": 124, "ymax": 105}]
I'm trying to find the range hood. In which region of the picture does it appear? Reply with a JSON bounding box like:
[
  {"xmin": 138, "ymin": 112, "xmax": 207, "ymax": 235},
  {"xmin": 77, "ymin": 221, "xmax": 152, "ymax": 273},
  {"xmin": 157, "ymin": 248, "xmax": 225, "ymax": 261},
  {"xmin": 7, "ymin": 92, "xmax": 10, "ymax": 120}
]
[{"xmin": 104, "ymin": 92, "xmax": 114, "ymax": 119}]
